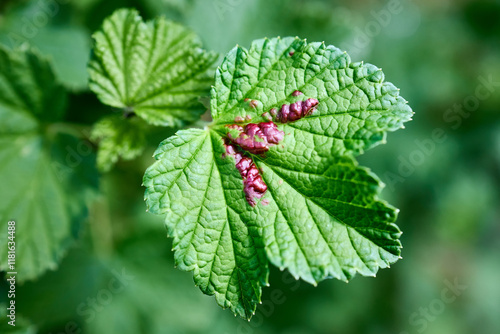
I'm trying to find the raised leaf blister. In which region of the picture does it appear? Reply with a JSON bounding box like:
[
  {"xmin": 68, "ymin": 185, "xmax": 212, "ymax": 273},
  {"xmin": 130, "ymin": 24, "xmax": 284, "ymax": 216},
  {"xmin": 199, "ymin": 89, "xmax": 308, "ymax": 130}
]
[{"xmin": 144, "ymin": 37, "xmax": 413, "ymax": 319}]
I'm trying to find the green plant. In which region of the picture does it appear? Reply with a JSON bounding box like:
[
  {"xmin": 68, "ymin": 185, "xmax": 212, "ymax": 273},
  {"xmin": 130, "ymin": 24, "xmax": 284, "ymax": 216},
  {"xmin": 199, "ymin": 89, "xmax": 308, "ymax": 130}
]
[{"xmin": 0, "ymin": 7, "xmax": 412, "ymax": 321}]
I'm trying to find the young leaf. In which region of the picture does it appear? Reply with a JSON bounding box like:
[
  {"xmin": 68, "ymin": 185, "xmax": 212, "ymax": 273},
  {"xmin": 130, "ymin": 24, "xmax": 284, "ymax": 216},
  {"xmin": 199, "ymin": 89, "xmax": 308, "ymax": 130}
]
[
  {"xmin": 0, "ymin": 46, "xmax": 98, "ymax": 281},
  {"xmin": 88, "ymin": 8, "xmax": 218, "ymax": 127},
  {"xmin": 91, "ymin": 114, "xmax": 147, "ymax": 172},
  {"xmin": 144, "ymin": 37, "xmax": 413, "ymax": 319}
]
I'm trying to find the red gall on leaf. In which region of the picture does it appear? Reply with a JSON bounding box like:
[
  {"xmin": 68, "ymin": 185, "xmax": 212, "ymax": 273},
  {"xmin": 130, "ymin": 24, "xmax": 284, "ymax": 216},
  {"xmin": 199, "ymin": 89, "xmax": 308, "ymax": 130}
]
[
  {"xmin": 226, "ymin": 122, "xmax": 284, "ymax": 155},
  {"xmin": 224, "ymin": 121, "xmax": 284, "ymax": 206},
  {"xmin": 249, "ymin": 100, "xmax": 259, "ymax": 108},
  {"xmin": 223, "ymin": 141, "xmax": 268, "ymax": 207},
  {"xmin": 277, "ymin": 98, "xmax": 318, "ymax": 122}
]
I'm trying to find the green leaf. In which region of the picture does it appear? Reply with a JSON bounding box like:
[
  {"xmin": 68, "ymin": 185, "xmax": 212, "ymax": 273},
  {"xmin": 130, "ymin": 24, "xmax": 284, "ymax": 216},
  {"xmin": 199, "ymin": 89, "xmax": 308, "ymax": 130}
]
[
  {"xmin": 0, "ymin": 1, "xmax": 92, "ymax": 91},
  {"xmin": 91, "ymin": 114, "xmax": 147, "ymax": 172},
  {"xmin": 0, "ymin": 46, "xmax": 98, "ymax": 281},
  {"xmin": 144, "ymin": 129, "xmax": 268, "ymax": 319},
  {"xmin": 143, "ymin": 37, "xmax": 413, "ymax": 319},
  {"xmin": 88, "ymin": 8, "xmax": 218, "ymax": 127}
]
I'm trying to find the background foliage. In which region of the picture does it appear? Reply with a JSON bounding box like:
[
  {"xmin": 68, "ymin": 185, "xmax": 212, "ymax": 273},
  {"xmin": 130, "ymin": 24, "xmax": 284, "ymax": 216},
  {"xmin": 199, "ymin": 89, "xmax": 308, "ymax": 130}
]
[{"xmin": 0, "ymin": 0, "xmax": 499, "ymax": 333}]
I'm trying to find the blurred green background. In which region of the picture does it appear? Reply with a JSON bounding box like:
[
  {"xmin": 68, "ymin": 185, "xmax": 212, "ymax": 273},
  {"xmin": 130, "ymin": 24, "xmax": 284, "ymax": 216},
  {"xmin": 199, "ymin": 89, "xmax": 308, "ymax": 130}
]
[{"xmin": 1, "ymin": 0, "xmax": 499, "ymax": 333}]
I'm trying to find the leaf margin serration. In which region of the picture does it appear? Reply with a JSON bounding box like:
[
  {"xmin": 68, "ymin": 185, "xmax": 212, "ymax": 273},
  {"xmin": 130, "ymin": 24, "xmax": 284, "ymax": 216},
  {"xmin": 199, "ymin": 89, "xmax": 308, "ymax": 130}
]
[{"xmin": 143, "ymin": 36, "xmax": 414, "ymax": 319}]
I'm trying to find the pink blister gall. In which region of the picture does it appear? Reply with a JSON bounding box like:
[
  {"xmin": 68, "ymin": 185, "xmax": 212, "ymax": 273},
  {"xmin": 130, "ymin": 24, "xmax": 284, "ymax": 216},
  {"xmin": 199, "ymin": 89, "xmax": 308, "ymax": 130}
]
[
  {"xmin": 223, "ymin": 121, "xmax": 284, "ymax": 206},
  {"xmin": 277, "ymin": 98, "xmax": 319, "ymax": 123},
  {"xmin": 226, "ymin": 121, "xmax": 284, "ymax": 155},
  {"xmin": 223, "ymin": 140, "xmax": 268, "ymax": 207}
]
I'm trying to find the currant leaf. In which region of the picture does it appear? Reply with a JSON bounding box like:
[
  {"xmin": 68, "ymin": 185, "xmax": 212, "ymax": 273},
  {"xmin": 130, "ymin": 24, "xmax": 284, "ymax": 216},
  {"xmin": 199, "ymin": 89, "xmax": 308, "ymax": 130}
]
[
  {"xmin": 88, "ymin": 8, "xmax": 218, "ymax": 127},
  {"xmin": 0, "ymin": 46, "xmax": 98, "ymax": 281},
  {"xmin": 90, "ymin": 114, "xmax": 147, "ymax": 172},
  {"xmin": 144, "ymin": 37, "xmax": 413, "ymax": 319}
]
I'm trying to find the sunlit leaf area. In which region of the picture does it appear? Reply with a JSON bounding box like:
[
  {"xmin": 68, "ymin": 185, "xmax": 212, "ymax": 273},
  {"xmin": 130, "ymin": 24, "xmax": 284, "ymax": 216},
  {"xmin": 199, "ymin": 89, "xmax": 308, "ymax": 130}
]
[{"xmin": 1, "ymin": 0, "xmax": 499, "ymax": 333}]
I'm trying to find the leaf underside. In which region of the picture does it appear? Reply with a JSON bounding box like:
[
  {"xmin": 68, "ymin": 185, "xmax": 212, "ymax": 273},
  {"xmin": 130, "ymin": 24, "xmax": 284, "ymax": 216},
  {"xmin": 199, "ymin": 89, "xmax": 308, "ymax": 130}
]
[
  {"xmin": 0, "ymin": 46, "xmax": 98, "ymax": 281},
  {"xmin": 144, "ymin": 37, "xmax": 413, "ymax": 319}
]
